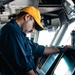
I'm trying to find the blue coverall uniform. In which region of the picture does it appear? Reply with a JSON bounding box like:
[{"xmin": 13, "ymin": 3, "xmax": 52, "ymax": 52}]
[{"xmin": 0, "ymin": 19, "xmax": 45, "ymax": 75}]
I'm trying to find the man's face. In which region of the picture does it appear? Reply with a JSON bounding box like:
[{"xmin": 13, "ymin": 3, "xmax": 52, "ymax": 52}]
[{"xmin": 22, "ymin": 15, "xmax": 35, "ymax": 33}]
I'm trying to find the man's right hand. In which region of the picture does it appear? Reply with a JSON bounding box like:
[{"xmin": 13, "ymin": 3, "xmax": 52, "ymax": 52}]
[{"xmin": 27, "ymin": 70, "xmax": 36, "ymax": 75}]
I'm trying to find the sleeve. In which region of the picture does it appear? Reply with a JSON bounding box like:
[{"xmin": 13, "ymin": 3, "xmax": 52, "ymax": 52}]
[
  {"xmin": 29, "ymin": 40, "xmax": 45, "ymax": 57},
  {"xmin": 0, "ymin": 29, "xmax": 33, "ymax": 73}
]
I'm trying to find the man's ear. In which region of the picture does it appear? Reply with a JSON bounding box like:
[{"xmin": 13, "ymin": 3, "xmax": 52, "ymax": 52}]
[{"xmin": 24, "ymin": 14, "xmax": 30, "ymax": 21}]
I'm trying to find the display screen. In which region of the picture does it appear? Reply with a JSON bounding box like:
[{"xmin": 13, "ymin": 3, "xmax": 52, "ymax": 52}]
[
  {"xmin": 41, "ymin": 54, "xmax": 58, "ymax": 73},
  {"xmin": 53, "ymin": 55, "xmax": 74, "ymax": 75}
]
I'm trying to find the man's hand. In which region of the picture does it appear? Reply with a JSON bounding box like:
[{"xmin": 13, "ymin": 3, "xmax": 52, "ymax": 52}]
[
  {"xmin": 27, "ymin": 70, "xmax": 36, "ymax": 75},
  {"xmin": 62, "ymin": 45, "xmax": 71, "ymax": 52}
]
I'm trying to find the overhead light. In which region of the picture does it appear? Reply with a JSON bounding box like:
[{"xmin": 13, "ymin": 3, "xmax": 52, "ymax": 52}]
[{"xmin": 0, "ymin": 0, "xmax": 14, "ymax": 7}]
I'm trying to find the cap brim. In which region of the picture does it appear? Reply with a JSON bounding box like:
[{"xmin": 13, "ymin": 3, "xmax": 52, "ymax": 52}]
[{"xmin": 35, "ymin": 22, "xmax": 44, "ymax": 31}]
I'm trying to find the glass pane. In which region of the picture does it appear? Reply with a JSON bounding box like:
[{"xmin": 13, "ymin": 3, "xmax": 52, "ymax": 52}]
[
  {"xmin": 38, "ymin": 30, "xmax": 56, "ymax": 46},
  {"xmin": 59, "ymin": 21, "xmax": 75, "ymax": 46}
]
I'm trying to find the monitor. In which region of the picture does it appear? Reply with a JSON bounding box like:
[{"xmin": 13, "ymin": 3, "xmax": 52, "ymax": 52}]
[
  {"xmin": 62, "ymin": 0, "xmax": 74, "ymax": 15},
  {"xmin": 53, "ymin": 53, "xmax": 75, "ymax": 75}
]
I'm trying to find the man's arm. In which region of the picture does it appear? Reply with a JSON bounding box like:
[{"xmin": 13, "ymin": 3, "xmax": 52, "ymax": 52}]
[
  {"xmin": 44, "ymin": 46, "xmax": 69, "ymax": 55},
  {"xmin": 44, "ymin": 47, "xmax": 59, "ymax": 55}
]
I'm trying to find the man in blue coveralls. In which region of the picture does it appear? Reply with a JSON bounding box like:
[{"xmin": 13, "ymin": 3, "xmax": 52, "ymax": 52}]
[{"xmin": 0, "ymin": 6, "xmax": 69, "ymax": 75}]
